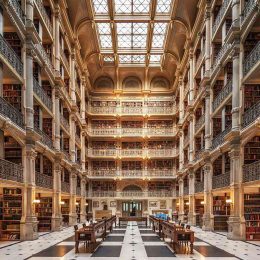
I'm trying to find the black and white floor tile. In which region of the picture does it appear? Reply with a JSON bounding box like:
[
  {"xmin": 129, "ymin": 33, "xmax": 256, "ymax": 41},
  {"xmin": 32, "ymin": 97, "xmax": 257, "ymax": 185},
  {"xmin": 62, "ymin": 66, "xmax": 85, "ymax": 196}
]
[{"xmin": 0, "ymin": 222, "xmax": 259, "ymax": 260}]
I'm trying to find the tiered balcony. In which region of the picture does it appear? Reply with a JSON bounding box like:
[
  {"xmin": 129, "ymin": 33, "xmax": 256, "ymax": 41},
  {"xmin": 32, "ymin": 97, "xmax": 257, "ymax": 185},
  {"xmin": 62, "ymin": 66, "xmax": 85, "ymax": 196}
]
[
  {"xmin": 33, "ymin": 78, "xmax": 53, "ymax": 111},
  {"xmin": 212, "ymin": 172, "xmax": 230, "ymax": 189},
  {"xmin": 211, "ymin": 125, "xmax": 231, "ymax": 150},
  {"xmin": 35, "ymin": 172, "xmax": 53, "ymax": 189},
  {"xmin": 243, "ymin": 160, "xmax": 260, "ymax": 182},
  {"xmin": 121, "ymin": 128, "xmax": 143, "ymax": 136},
  {"xmin": 148, "ymin": 190, "xmax": 173, "ymax": 197},
  {"xmin": 91, "ymin": 191, "xmax": 116, "ymax": 197},
  {"xmin": 147, "ymin": 149, "xmax": 177, "ymax": 158},
  {"xmin": 7, "ymin": 0, "xmax": 26, "ymax": 25},
  {"xmin": 34, "ymin": 124, "xmax": 53, "ymax": 149},
  {"xmin": 122, "ymin": 170, "xmax": 143, "ymax": 177},
  {"xmin": 76, "ymin": 187, "xmax": 81, "ymax": 196},
  {"xmin": 34, "ymin": 0, "xmax": 53, "ymax": 36},
  {"xmin": 195, "ymin": 182, "xmax": 204, "ymax": 193},
  {"xmin": 242, "ymin": 100, "xmax": 260, "ymax": 128},
  {"xmin": 212, "ymin": 0, "xmax": 232, "ymax": 37},
  {"xmin": 146, "ymin": 127, "xmax": 175, "ymax": 136},
  {"xmin": 60, "ymin": 115, "xmax": 69, "ymax": 130},
  {"xmin": 61, "ymin": 181, "xmax": 70, "ymax": 193},
  {"xmin": 147, "ymin": 106, "xmax": 175, "ymax": 115},
  {"xmin": 0, "ymin": 158, "xmax": 23, "ymax": 183},
  {"xmin": 88, "ymin": 149, "xmax": 117, "ymax": 158},
  {"xmin": 243, "ymin": 41, "xmax": 260, "ymax": 77},
  {"xmin": 147, "ymin": 169, "xmax": 175, "ymax": 177},
  {"xmin": 120, "ymin": 149, "xmax": 143, "ymax": 158},
  {"xmin": 89, "ymin": 106, "xmax": 117, "ymax": 115},
  {"xmin": 90, "ymin": 170, "xmax": 117, "ymax": 177},
  {"xmin": 90, "ymin": 191, "xmax": 174, "ymax": 198},
  {"xmin": 0, "ymin": 34, "xmax": 23, "ymax": 77},
  {"xmin": 195, "ymin": 115, "xmax": 205, "ymax": 133},
  {"xmin": 121, "ymin": 106, "xmax": 143, "ymax": 115},
  {"xmin": 194, "ymin": 147, "xmax": 205, "ymax": 162},
  {"xmin": 90, "ymin": 128, "xmax": 118, "ymax": 136},
  {"xmin": 61, "ymin": 149, "xmax": 70, "ymax": 162},
  {"xmin": 211, "ymin": 43, "xmax": 232, "ymax": 76},
  {"xmin": 0, "ymin": 96, "xmax": 24, "ymax": 129},
  {"xmin": 241, "ymin": 0, "xmax": 260, "ymax": 28},
  {"xmin": 212, "ymin": 80, "xmax": 232, "ymax": 112}
]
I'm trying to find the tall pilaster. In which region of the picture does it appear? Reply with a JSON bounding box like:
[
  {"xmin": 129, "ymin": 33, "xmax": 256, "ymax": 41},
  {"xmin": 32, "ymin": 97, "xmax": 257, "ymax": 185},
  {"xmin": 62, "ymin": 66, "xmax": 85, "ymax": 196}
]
[
  {"xmin": 69, "ymin": 170, "xmax": 77, "ymax": 225},
  {"xmin": 20, "ymin": 146, "xmax": 38, "ymax": 240},
  {"xmin": 178, "ymin": 178, "xmax": 184, "ymax": 221},
  {"xmin": 54, "ymin": 6, "xmax": 60, "ymax": 72},
  {"xmin": 204, "ymin": 5, "xmax": 211, "ymax": 73},
  {"xmin": 0, "ymin": 5, "xmax": 3, "ymax": 97},
  {"xmin": 189, "ymin": 51, "xmax": 194, "ymax": 103},
  {"xmin": 204, "ymin": 89, "xmax": 211, "ymax": 150},
  {"xmin": 80, "ymin": 177, "xmax": 87, "ymax": 222},
  {"xmin": 202, "ymin": 162, "xmax": 214, "ymax": 231},
  {"xmin": 54, "ymin": 88, "xmax": 61, "ymax": 150},
  {"xmin": 227, "ymin": 143, "xmax": 246, "ymax": 240},
  {"xmin": 52, "ymin": 160, "xmax": 62, "ymax": 231},
  {"xmin": 188, "ymin": 171, "xmax": 196, "ymax": 225},
  {"xmin": 189, "ymin": 115, "xmax": 195, "ymax": 162},
  {"xmin": 179, "ymin": 130, "xmax": 184, "ymax": 170},
  {"xmin": 70, "ymin": 50, "xmax": 76, "ymax": 103},
  {"xmin": 70, "ymin": 115, "xmax": 76, "ymax": 162}
]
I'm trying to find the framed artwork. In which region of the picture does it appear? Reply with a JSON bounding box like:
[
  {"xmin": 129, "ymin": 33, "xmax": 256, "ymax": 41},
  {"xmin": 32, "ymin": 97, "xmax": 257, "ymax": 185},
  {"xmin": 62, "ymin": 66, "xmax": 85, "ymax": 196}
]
[
  {"xmin": 160, "ymin": 200, "xmax": 166, "ymax": 209},
  {"xmin": 110, "ymin": 201, "xmax": 117, "ymax": 207},
  {"xmin": 93, "ymin": 201, "xmax": 99, "ymax": 208},
  {"xmin": 149, "ymin": 201, "xmax": 158, "ymax": 207}
]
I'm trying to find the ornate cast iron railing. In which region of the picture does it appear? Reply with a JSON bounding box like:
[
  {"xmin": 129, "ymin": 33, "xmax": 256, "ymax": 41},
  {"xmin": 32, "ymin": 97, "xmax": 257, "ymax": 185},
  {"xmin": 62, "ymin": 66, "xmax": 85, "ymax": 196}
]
[
  {"xmin": 61, "ymin": 181, "xmax": 70, "ymax": 193},
  {"xmin": 8, "ymin": 0, "xmax": 26, "ymax": 24},
  {"xmin": 243, "ymin": 160, "xmax": 260, "ymax": 182},
  {"xmin": 195, "ymin": 182, "xmax": 204, "ymax": 193},
  {"xmin": 243, "ymin": 41, "xmax": 260, "ymax": 76},
  {"xmin": 195, "ymin": 115, "xmax": 205, "ymax": 132},
  {"xmin": 242, "ymin": 100, "xmax": 260, "ymax": 128},
  {"xmin": 61, "ymin": 115, "xmax": 69, "ymax": 130},
  {"xmin": 212, "ymin": 43, "xmax": 231, "ymax": 74},
  {"xmin": 211, "ymin": 125, "xmax": 231, "ymax": 150},
  {"xmin": 34, "ymin": 124, "xmax": 53, "ymax": 149},
  {"xmin": 0, "ymin": 158, "xmax": 23, "ymax": 183},
  {"xmin": 183, "ymin": 186, "xmax": 189, "ymax": 195},
  {"xmin": 35, "ymin": 171, "xmax": 53, "ymax": 189},
  {"xmin": 212, "ymin": 80, "xmax": 232, "ymax": 111},
  {"xmin": 212, "ymin": 172, "xmax": 230, "ymax": 189},
  {"xmin": 241, "ymin": 0, "xmax": 260, "ymax": 26}
]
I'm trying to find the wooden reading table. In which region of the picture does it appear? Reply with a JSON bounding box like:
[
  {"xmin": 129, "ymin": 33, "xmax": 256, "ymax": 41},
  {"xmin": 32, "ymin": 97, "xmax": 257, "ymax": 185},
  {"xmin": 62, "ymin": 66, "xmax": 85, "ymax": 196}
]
[{"xmin": 118, "ymin": 216, "xmax": 147, "ymax": 227}]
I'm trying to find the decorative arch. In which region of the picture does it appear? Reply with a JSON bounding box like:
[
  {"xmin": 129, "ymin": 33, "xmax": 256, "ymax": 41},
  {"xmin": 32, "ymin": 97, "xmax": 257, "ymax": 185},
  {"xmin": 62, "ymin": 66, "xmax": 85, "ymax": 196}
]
[
  {"xmin": 122, "ymin": 76, "xmax": 142, "ymax": 90},
  {"xmin": 94, "ymin": 76, "xmax": 114, "ymax": 90},
  {"xmin": 150, "ymin": 77, "xmax": 170, "ymax": 90},
  {"xmin": 122, "ymin": 185, "xmax": 143, "ymax": 191}
]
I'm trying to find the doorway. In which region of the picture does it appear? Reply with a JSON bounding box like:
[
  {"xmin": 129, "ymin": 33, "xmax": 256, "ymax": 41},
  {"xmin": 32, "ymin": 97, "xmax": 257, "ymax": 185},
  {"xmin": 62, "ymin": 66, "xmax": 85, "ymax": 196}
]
[{"xmin": 122, "ymin": 201, "xmax": 142, "ymax": 217}]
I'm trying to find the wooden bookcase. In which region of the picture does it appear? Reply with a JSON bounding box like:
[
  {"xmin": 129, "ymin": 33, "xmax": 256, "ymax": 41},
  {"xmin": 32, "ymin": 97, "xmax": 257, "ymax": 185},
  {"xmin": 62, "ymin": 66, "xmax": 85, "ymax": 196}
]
[
  {"xmin": 147, "ymin": 159, "xmax": 173, "ymax": 170},
  {"xmin": 35, "ymin": 197, "xmax": 52, "ymax": 232},
  {"xmin": 244, "ymin": 193, "xmax": 260, "ymax": 241},
  {"xmin": 244, "ymin": 136, "xmax": 260, "ymax": 165},
  {"xmin": 4, "ymin": 136, "xmax": 22, "ymax": 164},
  {"xmin": 244, "ymin": 84, "xmax": 260, "ymax": 111},
  {"xmin": 213, "ymin": 196, "xmax": 230, "ymax": 231},
  {"xmin": 4, "ymin": 32, "xmax": 22, "ymax": 58},
  {"xmin": 0, "ymin": 188, "xmax": 22, "ymax": 241},
  {"xmin": 43, "ymin": 118, "xmax": 52, "ymax": 138},
  {"xmin": 148, "ymin": 181, "xmax": 172, "ymax": 191},
  {"xmin": 3, "ymin": 84, "xmax": 22, "ymax": 112},
  {"xmin": 61, "ymin": 199, "xmax": 70, "ymax": 226},
  {"xmin": 195, "ymin": 199, "xmax": 204, "ymax": 227},
  {"xmin": 122, "ymin": 161, "xmax": 142, "ymax": 170}
]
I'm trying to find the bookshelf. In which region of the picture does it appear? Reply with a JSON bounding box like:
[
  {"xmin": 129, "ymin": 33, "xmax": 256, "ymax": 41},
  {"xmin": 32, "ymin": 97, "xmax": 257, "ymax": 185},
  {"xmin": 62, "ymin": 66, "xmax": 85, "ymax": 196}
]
[
  {"xmin": 225, "ymin": 105, "xmax": 232, "ymax": 128},
  {"xmin": 43, "ymin": 118, "xmax": 52, "ymax": 138},
  {"xmin": 213, "ymin": 80, "xmax": 224, "ymax": 98},
  {"xmin": 195, "ymin": 199, "xmax": 204, "ymax": 227},
  {"xmin": 148, "ymin": 181, "xmax": 172, "ymax": 191},
  {"xmin": 76, "ymin": 200, "xmax": 81, "ymax": 223},
  {"xmin": 3, "ymin": 84, "xmax": 22, "ymax": 112},
  {"xmin": 4, "ymin": 32, "xmax": 22, "ymax": 58},
  {"xmin": 244, "ymin": 84, "xmax": 260, "ymax": 111},
  {"xmin": 244, "ymin": 193, "xmax": 260, "ymax": 240},
  {"xmin": 244, "ymin": 136, "xmax": 260, "ymax": 165},
  {"xmin": 244, "ymin": 32, "xmax": 260, "ymax": 57},
  {"xmin": 35, "ymin": 197, "xmax": 52, "ymax": 232},
  {"xmin": 147, "ymin": 160, "xmax": 173, "ymax": 170},
  {"xmin": 92, "ymin": 161, "xmax": 116, "ymax": 171},
  {"xmin": 147, "ymin": 120, "xmax": 173, "ymax": 129},
  {"xmin": 92, "ymin": 141, "xmax": 116, "ymax": 149},
  {"xmin": 122, "ymin": 121, "xmax": 143, "ymax": 128},
  {"xmin": 42, "ymin": 81, "xmax": 52, "ymax": 98},
  {"xmin": 0, "ymin": 188, "xmax": 22, "ymax": 241},
  {"xmin": 92, "ymin": 181, "xmax": 116, "ymax": 192},
  {"xmin": 148, "ymin": 141, "xmax": 173, "ymax": 149},
  {"xmin": 4, "ymin": 136, "xmax": 22, "ymax": 164},
  {"xmin": 213, "ymin": 196, "xmax": 230, "ymax": 231},
  {"xmin": 122, "ymin": 161, "xmax": 142, "ymax": 170},
  {"xmin": 61, "ymin": 199, "xmax": 70, "ymax": 226},
  {"xmin": 213, "ymin": 118, "xmax": 222, "ymax": 137},
  {"xmin": 92, "ymin": 120, "xmax": 116, "ymax": 128}
]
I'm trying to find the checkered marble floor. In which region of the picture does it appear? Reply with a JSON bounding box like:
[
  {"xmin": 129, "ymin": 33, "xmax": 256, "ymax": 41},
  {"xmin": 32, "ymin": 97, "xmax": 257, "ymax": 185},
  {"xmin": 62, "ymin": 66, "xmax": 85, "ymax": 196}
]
[{"xmin": 0, "ymin": 223, "xmax": 260, "ymax": 260}]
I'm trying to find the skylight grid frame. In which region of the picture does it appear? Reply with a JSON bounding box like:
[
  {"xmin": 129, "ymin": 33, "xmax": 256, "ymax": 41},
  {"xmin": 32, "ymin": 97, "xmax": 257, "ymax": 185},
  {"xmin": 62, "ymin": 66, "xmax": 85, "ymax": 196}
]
[
  {"xmin": 114, "ymin": 0, "xmax": 151, "ymax": 14},
  {"xmin": 97, "ymin": 23, "xmax": 113, "ymax": 49},
  {"xmin": 93, "ymin": 0, "xmax": 109, "ymax": 14},
  {"xmin": 151, "ymin": 22, "xmax": 168, "ymax": 49}
]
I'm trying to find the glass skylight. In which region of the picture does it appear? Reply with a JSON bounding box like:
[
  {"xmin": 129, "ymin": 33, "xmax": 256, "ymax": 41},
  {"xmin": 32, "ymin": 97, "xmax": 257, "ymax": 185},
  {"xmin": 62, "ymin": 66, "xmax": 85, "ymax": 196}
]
[
  {"xmin": 115, "ymin": 0, "xmax": 151, "ymax": 14},
  {"xmin": 156, "ymin": 0, "xmax": 172, "ymax": 13},
  {"xmin": 119, "ymin": 55, "xmax": 146, "ymax": 63},
  {"xmin": 97, "ymin": 23, "xmax": 113, "ymax": 49},
  {"xmin": 117, "ymin": 23, "xmax": 148, "ymax": 49},
  {"xmin": 151, "ymin": 23, "xmax": 167, "ymax": 48},
  {"xmin": 93, "ymin": 0, "xmax": 109, "ymax": 14},
  {"xmin": 92, "ymin": 0, "xmax": 173, "ymax": 66}
]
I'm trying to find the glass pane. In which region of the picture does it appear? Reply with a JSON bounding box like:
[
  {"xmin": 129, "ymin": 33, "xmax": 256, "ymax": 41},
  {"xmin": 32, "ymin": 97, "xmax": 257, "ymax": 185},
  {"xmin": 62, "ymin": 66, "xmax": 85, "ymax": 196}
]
[
  {"xmin": 156, "ymin": 0, "xmax": 172, "ymax": 13},
  {"xmin": 115, "ymin": 0, "xmax": 151, "ymax": 14},
  {"xmin": 93, "ymin": 0, "xmax": 109, "ymax": 14}
]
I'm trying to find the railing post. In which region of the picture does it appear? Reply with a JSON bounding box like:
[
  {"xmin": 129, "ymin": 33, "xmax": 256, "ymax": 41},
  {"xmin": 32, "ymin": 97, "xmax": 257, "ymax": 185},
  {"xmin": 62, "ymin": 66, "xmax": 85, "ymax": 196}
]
[
  {"xmin": 80, "ymin": 177, "xmax": 87, "ymax": 223},
  {"xmin": 178, "ymin": 178, "xmax": 185, "ymax": 222},
  {"xmin": 69, "ymin": 170, "xmax": 77, "ymax": 225},
  {"xmin": 188, "ymin": 171, "xmax": 196, "ymax": 225}
]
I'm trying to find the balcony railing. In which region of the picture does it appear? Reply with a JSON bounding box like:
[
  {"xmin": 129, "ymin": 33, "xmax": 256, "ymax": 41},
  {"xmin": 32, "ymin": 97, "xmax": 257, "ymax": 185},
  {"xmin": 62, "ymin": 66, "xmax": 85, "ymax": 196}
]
[
  {"xmin": 147, "ymin": 127, "xmax": 175, "ymax": 136},
  {"xmin": 61, "ymin": 149, "xmax": 70, "ymax": 162},
  {"xmin": 35, "ymin": 172, "xmax": 53, "ymax": 189},
  {"xmin": 92, "ymin": 191, "xmax": 116, "ymax": 197},
  {"xmin": 121, "ymin": 149, "xmax": 143, "ymax": 157},
  {"xmin": 212, "ymin": 0, "xmax": 232, "ymax": 36},
  {"xmin": 212, "ymin": 43, "xmax": 231, "ymax": 74},
  {"xmin": 75, "ymin": 134, "xmax": 81, "ymax": 144},
  {"xmin": 194, "ymin": 147, "xmax": 205, "ymax": 161},
  {"xmin": 121, "ymin": 128, "xmax": 143, "ymax": 136},
  {"xmin": 61, "ymin": 181, "xmax": 70, "ymax": 193},
  {"xmin": 8, "ymin": 0, "xmax": 26, "ymax": 24},
  {"xmin": 89, "ymin": 106, "xmax": 117, "ymax": 115},
  {"xmin": 0, "ymin": 96, "xmax": 24, "ymax": 129},
  {"xmin": 122, "ymin": 170, "xmax": 143, "ymax": 177},
  {"xmin": 211, "ymin": 125, "xmax": 231, "ymax": 150},
  {"xmin": 183, "ymin": 186, "xmax": 189, "ymax": 196},
  {"xmin": 0, "ymin": 34, "xmax": 23, "ymax": 76},
  {"xmin": 91, "ymin": 128, "xmax": 118, "ymax": 136},
  {"xmin": 243, "ymin": 160, "xmax": 260, "ymax": 182},
  {"xmin": 243, "ymin": 41, "xmax": 260, "ymax": 76},
  {"xmin": 242, "ymin": 100, "xmax": 260, "ymax": 128},
  {"xmin": 60, "ymin": 115, "xmax": 69, "ymax": 130},
  {"xmin": 195, "ymin": 115, "xmax": 205, "ymax": 132},
  {"xmin": 76, "ymin": 187, "xmax": 81, "ymax": 196},
  {"xmin": 147, "ymin": 169, "xmax": 174, "ymax": 177},
  {"xmin": 212, "ymin": 80, "xmax": 232, "ymax": 111},
  {"xmin": 147, "ymin": 149, "xmax": 176, "ymax": 157},
  {"xmin": 34, "ymin": 0, "xmax": 53, "ymax": 34},
  {"xmin": 148, "ymin": 191, "xmax": 173, "ymax": 197},
  {"xmin": 90, "ymin": 170, "xmax": 117, "ymax": 177},
  {"xmin": 212, "ymin": 172, "xmax": 230, "ymax": 189},
  {"xmin": 61, "ymin": 51, "xmax": 69, "ymax": 70},
  {"xmin": 89, "ymin": 149, "xmax": 117, "ymax": 157},
  {"xmin": 147, "ymin": 106, "xmax": 175, "ymax": 115},
  {"xmin": 241, "ymin": 0, "xmax": 260, "ymax": 27},
  {"xmin": 33, "ymin": 78, "xmax": 53, "ymax": 111},
  {"xmin": 121, "ymin": 191, "xmax": 144, "ymax": 197},
  {"xmin": 34, "ymin": 125, "xmax": 53, "ymax": 149},
  {"xmin": 195, "ymin": 182, "xmax": 204, "ymax": 193},
  {"xmin": 121, "ymin": 106, "xmax": 143, "ymax": 114},
  {"xmin": 35, "ymin": 43, "xmax": 55, "ymax": 75},
  {"xmin": 0, "ymin": 158, "xmax": 23, "ymax": 183}
]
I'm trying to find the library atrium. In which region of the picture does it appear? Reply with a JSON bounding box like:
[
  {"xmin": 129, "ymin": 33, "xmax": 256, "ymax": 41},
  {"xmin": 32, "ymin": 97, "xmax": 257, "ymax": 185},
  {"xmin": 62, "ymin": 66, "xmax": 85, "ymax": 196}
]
[{"xmin": 0, "ymin": 0, "xmax": 260, "ymax": 259}]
